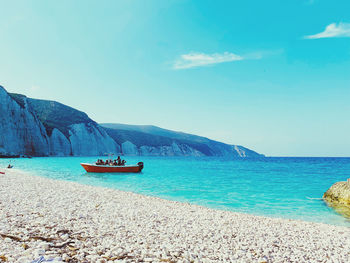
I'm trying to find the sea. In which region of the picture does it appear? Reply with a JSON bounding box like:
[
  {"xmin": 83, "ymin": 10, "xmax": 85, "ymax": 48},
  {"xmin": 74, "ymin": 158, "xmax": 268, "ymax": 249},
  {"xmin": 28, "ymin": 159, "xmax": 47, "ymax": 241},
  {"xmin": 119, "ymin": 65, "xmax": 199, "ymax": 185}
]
[{"xmin": 1, "ymin": 156, "xmax": 349, "ymax": 227}]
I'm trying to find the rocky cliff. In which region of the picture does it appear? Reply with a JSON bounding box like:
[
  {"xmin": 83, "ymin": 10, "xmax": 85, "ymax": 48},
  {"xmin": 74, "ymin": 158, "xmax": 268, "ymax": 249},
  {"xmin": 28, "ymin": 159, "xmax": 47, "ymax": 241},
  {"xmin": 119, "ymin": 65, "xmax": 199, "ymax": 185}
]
[
  {"xmin": 0, "ymin": 85, "xmax": 263, "ymax": 158},
  {"xmin": 0, "ymin": 86, "xmax": 49, "ymax": 157},
  {"xmin": 102, "ymin": 124, "xmax": 264, "ymax": 158},
  {"xmin": 1, "ymin": 89, "xmax": 120, "ymax": 157},
  {"xmin": 102, "ymin": 127, "xmax": 207, "ymax": 156},
  {"xmin": 24, "ymin": 97, "xmax": 120, "ymax": 156},
  {"xmin": 49, "ymin": 128, "xmax": 71, "ymax": 156},
  {"xmin": 69, "ymin": 123, "xmax": 120, "ymax": 156}
]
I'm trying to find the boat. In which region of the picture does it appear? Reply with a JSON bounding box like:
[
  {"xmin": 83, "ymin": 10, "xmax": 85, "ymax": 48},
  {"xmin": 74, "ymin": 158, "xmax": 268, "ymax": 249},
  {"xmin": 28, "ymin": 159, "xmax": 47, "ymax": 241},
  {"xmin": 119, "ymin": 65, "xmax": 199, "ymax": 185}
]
[{"xmin": 80, "ymin": 162, "xmax": 144, "ymax": 173}]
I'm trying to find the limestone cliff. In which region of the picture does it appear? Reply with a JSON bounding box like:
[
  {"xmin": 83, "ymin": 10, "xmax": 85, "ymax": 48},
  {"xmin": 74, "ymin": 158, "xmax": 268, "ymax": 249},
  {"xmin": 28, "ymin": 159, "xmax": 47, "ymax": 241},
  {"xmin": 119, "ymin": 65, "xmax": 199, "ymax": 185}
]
[
  {"xmin": 138, "ymin": 142, "xmax": 205, "ymax": 157},
  {"xmin": 0, "ymin": 86, "xmax": 49, "ymax": 157},
  {"xmin": 49, "ymin": 128, "xmax": 71, "ymax": 156},
  {"xmin": 7, "ymin": 90, "xmax": 120, "ymax": 157},
  {"xmin": 24, "ymin": 96, "xmax": 121, "ymax": 156},
  {"xmin": 1, "ymin": 85, "xmax": 263, "ymax": 158},
  {"xmin": 102, "ymin": 124, "xmax": 264, "ymax": 158},
  {"xmin": 69, "ymin": 123, "xmax": 120, "ymax": 156}
]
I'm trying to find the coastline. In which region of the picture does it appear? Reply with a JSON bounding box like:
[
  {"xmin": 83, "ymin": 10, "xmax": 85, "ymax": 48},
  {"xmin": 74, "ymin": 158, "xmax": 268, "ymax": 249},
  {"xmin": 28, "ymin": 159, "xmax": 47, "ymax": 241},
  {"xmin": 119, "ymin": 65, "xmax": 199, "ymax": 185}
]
[{"xmin": 1, "ymin": 170, "xmax": 350, "ymax": 262}]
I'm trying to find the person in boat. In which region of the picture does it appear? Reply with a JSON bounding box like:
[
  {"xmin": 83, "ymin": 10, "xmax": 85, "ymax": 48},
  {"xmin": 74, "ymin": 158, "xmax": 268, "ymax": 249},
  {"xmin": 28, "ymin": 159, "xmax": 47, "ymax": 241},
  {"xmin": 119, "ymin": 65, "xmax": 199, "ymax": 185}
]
[
  {"xmin": 121, "ymin": 160, "xmax": 126, "ymax": 166},
  {"xmin": 113, "ymin": 160, "xmax": 117, "ymax": 166},
  {"xmin": 117, "ymin": 156, "xmax": 122, "ymax": 166}
]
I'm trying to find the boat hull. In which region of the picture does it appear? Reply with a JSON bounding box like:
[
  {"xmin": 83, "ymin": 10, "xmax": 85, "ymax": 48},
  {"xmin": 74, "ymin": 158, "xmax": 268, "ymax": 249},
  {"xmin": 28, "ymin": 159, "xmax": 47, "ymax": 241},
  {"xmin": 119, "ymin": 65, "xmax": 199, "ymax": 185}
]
[{"xmin": 80, "ymin": 163, "xmax": 143, "ymax": 173}]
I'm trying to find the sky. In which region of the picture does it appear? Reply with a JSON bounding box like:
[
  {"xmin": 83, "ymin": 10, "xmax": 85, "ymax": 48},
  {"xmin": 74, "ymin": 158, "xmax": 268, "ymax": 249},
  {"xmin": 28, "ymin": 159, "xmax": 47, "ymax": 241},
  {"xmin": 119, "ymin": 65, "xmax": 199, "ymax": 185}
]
[{"xmin": 0, "ymin": 0, "xmax": 349, "ymax": 157}]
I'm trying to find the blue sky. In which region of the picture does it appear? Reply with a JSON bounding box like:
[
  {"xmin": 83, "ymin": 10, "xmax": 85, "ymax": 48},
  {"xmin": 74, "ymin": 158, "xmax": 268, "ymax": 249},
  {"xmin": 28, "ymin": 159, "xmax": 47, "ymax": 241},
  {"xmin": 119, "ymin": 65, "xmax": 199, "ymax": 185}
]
[{"xmin": 1, "ymin": 0, "xmax": 349, "ymax": 157}]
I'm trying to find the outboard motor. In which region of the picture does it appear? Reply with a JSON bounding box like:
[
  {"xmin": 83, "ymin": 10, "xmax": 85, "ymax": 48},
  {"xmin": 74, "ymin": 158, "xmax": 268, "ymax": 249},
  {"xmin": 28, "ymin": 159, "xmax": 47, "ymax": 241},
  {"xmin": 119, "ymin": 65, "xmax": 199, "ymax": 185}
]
[{"xmin": 137, "ymin": 162, "xmax": 144, "ymax": 171}]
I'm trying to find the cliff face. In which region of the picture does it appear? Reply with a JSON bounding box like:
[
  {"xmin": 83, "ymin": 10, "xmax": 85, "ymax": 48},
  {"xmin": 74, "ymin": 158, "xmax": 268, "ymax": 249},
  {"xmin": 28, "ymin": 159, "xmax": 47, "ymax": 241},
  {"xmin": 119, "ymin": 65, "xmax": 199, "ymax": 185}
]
[
  {"xmin": 102, "ymin": 124, "xmax": 264, "ymax": 158},
  {"xmin": 1, "ymin": 85, "xmax": 263, "ymax": 158},
  {"xmin": 26, "ymin": 98, "xmax": 120, "ymax": 156},
  {"xmin": 49, "ymin": 128, "xmax": 71, "ymax": 156},
  {"xmin": 69, "ymin": 123, "xmax": 120, "ymax": 156},
  {"xmin": 121, "ymin": 141, "xmax": 205, "ymax": 156},
  {"xmin": 121, "ymin": 141, "xmax": 139, "ymax": 155},
  {"xmin": 6, "ymin": 90, "xmax": 120, "ymax": 157},
  {"xmin": 0, "ymin": 86, "xmax": 49, "ymax": 157}
]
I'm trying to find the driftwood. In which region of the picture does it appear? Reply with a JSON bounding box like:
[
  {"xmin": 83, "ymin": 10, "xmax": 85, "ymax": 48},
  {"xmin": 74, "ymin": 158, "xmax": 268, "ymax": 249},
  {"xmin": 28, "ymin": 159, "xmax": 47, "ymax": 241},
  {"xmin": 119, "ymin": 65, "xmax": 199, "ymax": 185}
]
[
  {"xmin": 1, "ymin": 233, "xmax": 59, "ymax": 243},
  {"xmin": 0, "ymin": 232, "xmax": 76, "ymax": 251},
  {"xmin": 0, "ymin": 234, "xmax": 22, "ymax": 242}
]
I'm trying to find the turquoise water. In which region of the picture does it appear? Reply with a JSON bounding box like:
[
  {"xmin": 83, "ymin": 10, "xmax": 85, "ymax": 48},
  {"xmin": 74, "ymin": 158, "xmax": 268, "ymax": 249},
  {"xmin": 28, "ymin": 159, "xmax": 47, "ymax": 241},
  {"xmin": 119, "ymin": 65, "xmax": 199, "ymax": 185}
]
[{"xmin": 1, "ymin": 156, "xmax": 350, "ymax": 226}]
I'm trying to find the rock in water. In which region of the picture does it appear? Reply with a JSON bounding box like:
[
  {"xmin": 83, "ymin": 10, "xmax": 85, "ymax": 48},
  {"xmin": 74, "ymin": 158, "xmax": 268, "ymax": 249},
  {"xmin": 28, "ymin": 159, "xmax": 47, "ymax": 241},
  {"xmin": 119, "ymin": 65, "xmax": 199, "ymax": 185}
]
[{"xmin": 323, "ymin": 179, "xmax": 350, "ymax": 218}]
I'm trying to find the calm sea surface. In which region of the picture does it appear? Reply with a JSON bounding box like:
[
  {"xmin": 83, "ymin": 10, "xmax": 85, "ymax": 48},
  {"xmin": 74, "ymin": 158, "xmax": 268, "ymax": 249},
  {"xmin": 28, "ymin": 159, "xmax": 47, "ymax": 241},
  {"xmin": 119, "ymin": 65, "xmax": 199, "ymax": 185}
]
[{"xmin": 1, "ymin": 156, "xmax": 349, "ymax": 226}]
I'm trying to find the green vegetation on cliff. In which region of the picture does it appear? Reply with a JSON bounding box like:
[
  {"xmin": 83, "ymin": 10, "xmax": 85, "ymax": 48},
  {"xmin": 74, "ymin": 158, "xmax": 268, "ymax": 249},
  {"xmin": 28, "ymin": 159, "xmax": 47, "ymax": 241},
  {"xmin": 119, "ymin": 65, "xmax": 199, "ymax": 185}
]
[
  {"xmin": 10, "ymin": 93, "xmax": 93, "ymax": 138},
  {"xmin": 104, "ymin": 127, "xmax": 213, "ymax": 155},
  {"xmin": 6, "ymin": 90, "xmax": 263, "ymax": 158}
]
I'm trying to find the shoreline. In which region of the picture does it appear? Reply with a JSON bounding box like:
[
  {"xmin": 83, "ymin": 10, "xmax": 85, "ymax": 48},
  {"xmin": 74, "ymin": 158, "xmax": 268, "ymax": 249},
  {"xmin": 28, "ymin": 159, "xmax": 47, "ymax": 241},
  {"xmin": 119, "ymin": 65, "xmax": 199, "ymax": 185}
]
[
  {"xmin": 3, "ymin": 165, "xmax": 346, "ymax": 227},
  {"xmin": 1, "ymin": 170, "xmax": 350, "ymax": 262}
]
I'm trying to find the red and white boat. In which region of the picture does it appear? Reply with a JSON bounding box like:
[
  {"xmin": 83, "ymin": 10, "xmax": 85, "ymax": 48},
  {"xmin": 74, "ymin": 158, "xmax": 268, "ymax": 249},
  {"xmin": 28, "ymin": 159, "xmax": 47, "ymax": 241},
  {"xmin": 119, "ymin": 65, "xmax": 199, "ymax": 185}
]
[{"xmin": 81, "ymin": 162, "xmax": 144, "ymax": 173}]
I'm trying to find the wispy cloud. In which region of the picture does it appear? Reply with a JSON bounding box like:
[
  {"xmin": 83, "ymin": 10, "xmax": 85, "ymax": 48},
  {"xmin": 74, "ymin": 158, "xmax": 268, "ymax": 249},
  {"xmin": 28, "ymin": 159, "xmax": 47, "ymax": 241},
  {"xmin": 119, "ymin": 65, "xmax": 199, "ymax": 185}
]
[
  {"xmin": 173, "ymin": 52, "xmax": 244, "ymax": 69},
  {"xmin": 304, "ymin": 23, "xmax": 350, "ymax": 39}
]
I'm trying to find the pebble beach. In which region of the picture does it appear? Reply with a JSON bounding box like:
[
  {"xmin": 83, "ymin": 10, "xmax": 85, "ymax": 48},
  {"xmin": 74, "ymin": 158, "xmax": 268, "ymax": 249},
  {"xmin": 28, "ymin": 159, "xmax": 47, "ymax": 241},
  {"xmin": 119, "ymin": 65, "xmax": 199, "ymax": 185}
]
[{"xmin": 1, "ymin": 170, "xmax": 350, "ymax": 263}]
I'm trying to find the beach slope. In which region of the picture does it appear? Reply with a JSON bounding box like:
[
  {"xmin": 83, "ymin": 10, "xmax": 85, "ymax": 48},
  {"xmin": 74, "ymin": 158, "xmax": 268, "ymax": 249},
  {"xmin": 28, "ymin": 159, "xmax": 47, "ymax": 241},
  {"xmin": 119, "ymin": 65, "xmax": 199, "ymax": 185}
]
[{"xmin": 1, "ymin": 170, "xmax": 349, "ymax": 262}]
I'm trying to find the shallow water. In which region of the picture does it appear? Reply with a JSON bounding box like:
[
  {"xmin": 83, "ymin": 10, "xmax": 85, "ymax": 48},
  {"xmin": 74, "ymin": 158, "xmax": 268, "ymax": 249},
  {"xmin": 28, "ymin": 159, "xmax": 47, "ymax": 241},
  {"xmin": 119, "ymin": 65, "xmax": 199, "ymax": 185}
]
[{"xmin": 1, "ymin": 156, "xmax": 349, "ymax": 226}]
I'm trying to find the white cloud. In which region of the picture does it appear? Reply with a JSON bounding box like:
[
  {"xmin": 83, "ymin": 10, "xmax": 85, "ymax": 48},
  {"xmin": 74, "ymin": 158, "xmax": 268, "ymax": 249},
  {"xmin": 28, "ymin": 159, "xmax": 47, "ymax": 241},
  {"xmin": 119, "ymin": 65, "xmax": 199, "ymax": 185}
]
[
  {"xmin": 304, "ymin": 23, "xmax": 350, "ymax": 39},
  {"xmin": 173, "ymin": 52, "xmax": 243, "ymax": 69}
]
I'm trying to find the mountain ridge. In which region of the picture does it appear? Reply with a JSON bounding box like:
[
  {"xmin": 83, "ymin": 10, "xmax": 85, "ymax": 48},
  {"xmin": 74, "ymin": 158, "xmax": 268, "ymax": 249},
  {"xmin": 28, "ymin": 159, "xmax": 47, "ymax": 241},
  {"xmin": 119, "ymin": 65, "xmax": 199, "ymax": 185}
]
[
  {"xmin": 101, "ymin": 123, "xmax": 261, "ymax": 157},
  {"xmin": 101, "ymin": 123, "xmax": 211, "ymax": 144},
  {"xmin": 0, "ymin": 85, "xmax": 263, "ymax": 158}
]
